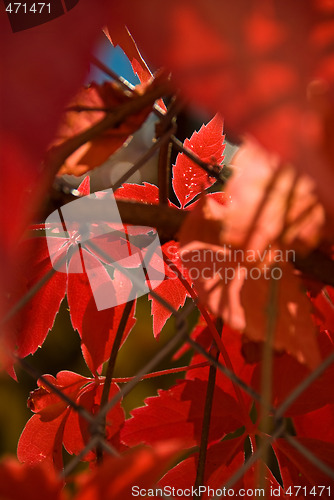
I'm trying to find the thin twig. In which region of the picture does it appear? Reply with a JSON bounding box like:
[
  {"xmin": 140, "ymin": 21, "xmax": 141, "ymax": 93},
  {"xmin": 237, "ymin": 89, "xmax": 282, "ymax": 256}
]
[
  {"xmin": 45, "ymin": 81, "xmax": 170, "ymax": 179},
  {"xmin": 211, "ymin": 422, "xmax": 285, "ymax": 500},
  {"xmin": 283, "ymin": 433, "xmax": 334, "ymax": 480},
  {"xmin": 16, "ymin": 356, "xmax": 94, "ymax": 424},
  {"xmin": 90, "ymin": 55, "xmax": 134, "ymax": 91},
  {"xmin": 109, "ymin": 362, "xmax": 210, "ymax": 383},
  {"xmin": 171, "ymin": 135, "xmax": 230, "ymax": 184},
  {"xmin": 96, "ymin": 299, "xmax": 135, "ymax": 464},
  {"xmin": 194, "ymin": 319, "xmax": 222, "ymax": 493},
  {"xmin": 259, "ymin": 276, "xmax": 279, "ymax": 492},
  {"xmin": 275, "ymin": 350, "xmax": 334, "ymax": 419},
  {"xmin": 112, "ymin": 125, "xmax": 176, "ymax": 192},
  {"xmin": 61, "ymin": 435, "xmax": 101, "ymax": 478},
  {"xmin": 163, "ymin": 252, "xmax": 253, "ymax": 426},
  {"xmin": 186, "ymin": 337, "xmax": 271, "ymax": 412},
  {"xmin": 94, "ymin": 301, "xmax": 195, "ymax": 423}
]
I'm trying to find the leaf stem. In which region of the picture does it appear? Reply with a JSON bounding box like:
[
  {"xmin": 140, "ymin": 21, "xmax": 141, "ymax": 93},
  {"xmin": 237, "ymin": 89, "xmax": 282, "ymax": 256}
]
[
  {"xmin": 95, "ymin": 299, "xmax": 135, "ymax": 464},
  {"xmin": 194, "ymin": 319, "xmax": 222, "ymax": 492},
  {"xmin": 258, "ymin": 275, "xmax": 279, "ymax": 492},
  {"xmin": 163, "ymin": 252, "xmax": 252, "ymax": 429}
]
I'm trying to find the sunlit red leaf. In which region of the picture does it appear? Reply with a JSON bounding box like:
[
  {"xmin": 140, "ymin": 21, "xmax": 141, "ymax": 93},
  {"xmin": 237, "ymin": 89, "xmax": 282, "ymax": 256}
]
[
  {"xmin": 68, "ymin": 251, "xmax": 121, "ymax": 374},
  {"xmin": 18, "ymin": 371, "xmax": 90, "ymax": 471},
  {"xmin": 27, "ymin": 371, "xmax": 89, "ymax": 419},
  {"xmin": 221, "ymin": 139, "xmax": 325, "ymax": 256},
  {"xmin": 251, "ymin": 329, "xmax": 334, "ymax": 416},
  {"xmin": 11, "ymin": 237, "xmax": 67, "ymax": 361},
  {"xmin": 54, "ymin": 80, "xmax": 158, "ymax": 177},
  {"xmin": 148, "ymin": 240, "xmax": 190, "ymax": 338},
  {"xmin": 63, "ymin": 382, "xmax": 125, "ymax": 461},
  {"xmin": 17, "ymin": 412, "xmax": 67, "ymax": 472},
  {"xmin": 121, "ymin": 378, "xmax": 243, "ymax": 449},
  {"xmin": 294, "ymin": 404, "xmax": 334, "ymax": 444},
  {"xmin": 18, "ymin": 371, "xmax": 124, "ymax": 471},
  {"xmin": 172, "ymin": 114, "xmax": 225, "ymax": 208},
  {"xmin": 179, "ymin": 196, "xmax": 321, "ymax": 369},
  {"xmin": 115, "ymin": 182, "xmax": 159, "ymax": 204},
  {"xmin": 274, "ymin": 437, "xmax": 334, "ymax": 493}
]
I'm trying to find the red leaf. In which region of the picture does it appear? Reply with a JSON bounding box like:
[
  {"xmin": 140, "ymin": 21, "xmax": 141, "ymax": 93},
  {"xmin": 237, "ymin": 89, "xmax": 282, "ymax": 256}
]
[
  {"xmin": 121, "ymin": 379, "xmax": 243, "ymax": 449},
  {"xmin": 0, "ymin": 459, "xmax": 64, "ymax": 500},
  {"xmin": 74, "ymin": 442, "xmax": 180, "ymax": 500},
  {"xmin": 12, "ymin": 237, "xmax": 67, "ymax": 360},
  {"xmin": 252, "ymin": 330, "xmax": 334, "ymax": 416},
  {"xmin": 178, "ymin": 195, "xmax": 322, "ymax": 369},
  {"xmin": 54, "ymin": 81, "xmax": 154, "ymax": 177},
  {"xmin": 27, "ymin": 371, "xmax": 89, "ymax": 419},
  {"xmin": 115, "ymin": 182, "xmax": 159, "ymax": 204},
  {"xmin": 159, "ymin": 439, "xmax": 244, "ymax": 499},
  {"xmin": 149, "ymin": 278, "xmax": 188, "ymax": 339},
  {"xmin": 18, "ymin": 371, "xmax": 90, "ymax": 471},
  {"xmin": 18, "ymin": 371, "xmax": 124, "ymax": 470},
  {"xmin": 67, "ymin": 249, "xmax": 136, "ymax": 374},
  {"xmin": 185, "ymin": 322, "xmax": 256, "ymax": 409},
  {"xmin": 63, "ymin": 382, "xmax": 125, "ymax": 461},
  {"xmin": 294, "ymin": 404, "xmax": 334, "ymax": 444},
  {"xmin": 0, "ymin": 0, "xmax": 112, "ymax": 271},
  {"xmin": 274, "ymin": 437, "xmax": 334, "ymax": 492},
  {"xmin": 159, "ymin": 438, "xmax": 282, "ymax": 499},
  {"xmin": 172, "ymin": 114, "xmax": 225, "ymax": 209},
  {"xmin": 77, "ymin": 176, "xmax": 91, "ymax": 196},
  {"xmin": 17, "ymin": 412, "xmax": 68, "ymax": 472}
]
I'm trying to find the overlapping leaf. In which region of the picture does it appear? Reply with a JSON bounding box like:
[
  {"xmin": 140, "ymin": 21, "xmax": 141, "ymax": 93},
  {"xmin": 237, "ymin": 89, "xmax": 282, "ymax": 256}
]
[
  {"xmin": 74, "ymin": 442, "xmax": 180, "ymax": 500},
  {"xmin": 0, "ymin": 458, "xmax": 64, "ymax": 500},
  {"xmin": 17, "ymin": 371, "xmax": 124, "ymax": 471},
  {"xmin": 273, "ymin": 437, "xmax": 334, "ymax": 494},
  {"xmin": 121, "ymin": 378, "xmax": 244, "ymax": 449},
  {"xmin": 53, "ymin": 80, "xmax": 157, "ymax": 177}
]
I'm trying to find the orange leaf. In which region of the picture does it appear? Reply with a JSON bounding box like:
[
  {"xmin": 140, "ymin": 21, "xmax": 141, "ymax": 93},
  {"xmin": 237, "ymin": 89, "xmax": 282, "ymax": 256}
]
[{"xmin": 53, "ymin": 81, "xmax": 157, "ymax": 177}]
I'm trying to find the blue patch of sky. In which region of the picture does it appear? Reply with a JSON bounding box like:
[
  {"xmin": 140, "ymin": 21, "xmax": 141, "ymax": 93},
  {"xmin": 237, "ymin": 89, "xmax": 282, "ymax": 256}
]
[{"xmin": 86, "ymin": 33, "xmax": 140, "ymax": 86}]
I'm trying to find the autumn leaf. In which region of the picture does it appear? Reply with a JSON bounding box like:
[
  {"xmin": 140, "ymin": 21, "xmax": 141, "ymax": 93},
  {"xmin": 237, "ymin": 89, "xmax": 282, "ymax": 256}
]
[
  {"xmin": 121, "ymin": 378, "xmax": 244, "ymax": 449},
  {"xmin": 293, "ymin": 404, "xmax": 334, "ymax": 444},
  {"xmin": 273, "ymin": 437, "xmax": 334, "ymax": 493},
  {"xmin": 53, "ymin": 78, "xmax": 161, "ymax": 177},
  {"xmin": 0, "ymin": 0, "xmax": 114, "ymax": 300},
  {"xmin": 251, "ymin": 330, "xmax": 334, "ymax": 416},
  {"xmin": 18, "ymin": 371, "xmax": 124, "ymax": 471},
  {"xmin": 74, "ymin": 442, "xmax": 180, "ymax": 500},
  {"xmin": 0, "ymin": 458, "xmax": 64, "ymax": 500},
  {"xmin": 159, "ymin": 438, "xmax": 245, "ymax": 499},
  {"xmin": 178, "ymin": 142, "xmax": 325, "ymax": 368},
  {"xmin": 172, "ymin": 114, "xmax": 225, "ymax": 209},
  {"xmin": 159, "ymin": 437, "xmax": 285, "ymax": 499}
]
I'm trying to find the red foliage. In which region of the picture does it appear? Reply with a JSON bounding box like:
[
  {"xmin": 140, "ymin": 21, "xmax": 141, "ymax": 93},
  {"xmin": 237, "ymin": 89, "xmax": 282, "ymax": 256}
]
[
  {"xmin": 3, "ymin": 1, "xmax": 334, "ymax": 497},
  {"xmin": 17, "ymin": 371, "xmax": 124, "ymax": 470}
]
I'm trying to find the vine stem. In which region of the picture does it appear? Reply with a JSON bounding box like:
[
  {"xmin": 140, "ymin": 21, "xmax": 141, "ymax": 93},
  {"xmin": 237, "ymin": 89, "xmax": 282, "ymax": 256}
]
[
  {"xmin": 163, "ymin": 252, "xmax": 252, "ymax": 430},
  {"xmin": 194, "ymin": 318, "xmax": 222, "ymax": 493},
  {"xmin": 258, "ymin": 275, "xmax": 279, "ymax": 493},
  {"xmin": 106, "ymin": 361, "xmax": 209, "ymax": 383},
  {"xmin": 95, "ymin": 299, "xmax": 135, "ymax": 464},
  {"xmin": 45, "ymin": 80, "xmax": 170, "ymax": 180}
]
